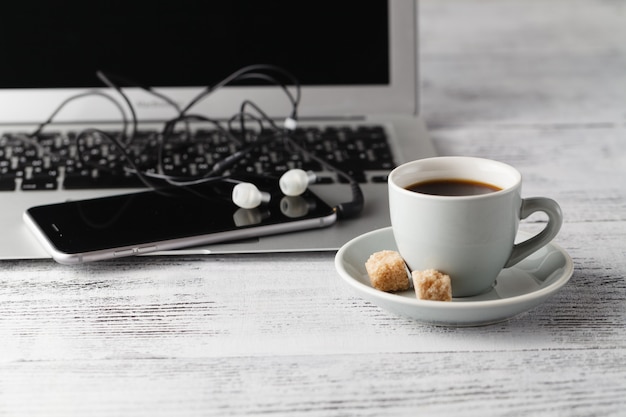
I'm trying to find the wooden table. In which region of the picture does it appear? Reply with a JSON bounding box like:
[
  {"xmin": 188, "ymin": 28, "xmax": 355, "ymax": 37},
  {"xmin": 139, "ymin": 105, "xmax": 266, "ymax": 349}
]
[{"xmin": 2, "ymin": 1, "xmax": 625, "ymax": 415}]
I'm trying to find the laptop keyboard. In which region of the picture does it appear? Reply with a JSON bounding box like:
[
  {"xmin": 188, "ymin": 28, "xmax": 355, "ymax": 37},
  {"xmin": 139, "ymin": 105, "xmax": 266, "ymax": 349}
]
[{"xmin": 0, "ymin": 125, "xmax": 395, "ymax": 191}]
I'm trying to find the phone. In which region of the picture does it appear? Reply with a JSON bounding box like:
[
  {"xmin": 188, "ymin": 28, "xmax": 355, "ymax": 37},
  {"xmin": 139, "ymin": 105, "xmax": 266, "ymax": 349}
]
[{"xmin": 23, "ymin": 176, "xmax": 337, "ymax": 264}]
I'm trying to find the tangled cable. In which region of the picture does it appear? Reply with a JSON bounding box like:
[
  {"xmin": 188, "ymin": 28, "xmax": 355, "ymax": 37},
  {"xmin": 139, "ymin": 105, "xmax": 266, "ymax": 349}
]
[{"xmin": 24, "ymin": 64, "xmax": 364, "ymax": 219}]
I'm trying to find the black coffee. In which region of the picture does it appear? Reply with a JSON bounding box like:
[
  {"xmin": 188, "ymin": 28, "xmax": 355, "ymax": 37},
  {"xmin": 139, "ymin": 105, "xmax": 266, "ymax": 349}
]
[{"xmin": 406, "ymin": 178, "xmax": 502, "ymax": 196}]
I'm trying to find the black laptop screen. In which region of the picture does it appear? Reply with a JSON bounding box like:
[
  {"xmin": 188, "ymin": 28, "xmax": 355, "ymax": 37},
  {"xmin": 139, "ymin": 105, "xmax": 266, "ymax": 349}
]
[{"xmin": 0, "ymin": 1, "xmax": 389, "ymax": 88}]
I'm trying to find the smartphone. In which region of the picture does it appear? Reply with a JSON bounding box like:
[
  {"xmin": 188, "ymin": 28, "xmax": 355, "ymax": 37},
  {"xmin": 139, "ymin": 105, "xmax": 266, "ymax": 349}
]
[{"xmin": 23, "ymin": 176, "xmax": 337, "ymax": 264}]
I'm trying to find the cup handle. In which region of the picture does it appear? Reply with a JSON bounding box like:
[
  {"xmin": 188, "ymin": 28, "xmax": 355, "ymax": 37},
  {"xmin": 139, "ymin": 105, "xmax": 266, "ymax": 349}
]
[{"xmin": 504, "ymin": 197, "xmax": 563, "ymax": 268}]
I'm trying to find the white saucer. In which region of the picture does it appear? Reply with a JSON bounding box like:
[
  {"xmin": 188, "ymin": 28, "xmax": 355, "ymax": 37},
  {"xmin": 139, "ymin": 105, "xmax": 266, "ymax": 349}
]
[{"xmin": 335, "ymin": 227, "xmax": 573, "ymax": 326}]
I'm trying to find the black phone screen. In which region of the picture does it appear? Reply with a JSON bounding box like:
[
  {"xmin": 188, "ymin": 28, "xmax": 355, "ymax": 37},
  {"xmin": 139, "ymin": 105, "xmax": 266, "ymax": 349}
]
[{"xmin": 26, "ymin": 177, "xmax": 336, "ymax": 256}]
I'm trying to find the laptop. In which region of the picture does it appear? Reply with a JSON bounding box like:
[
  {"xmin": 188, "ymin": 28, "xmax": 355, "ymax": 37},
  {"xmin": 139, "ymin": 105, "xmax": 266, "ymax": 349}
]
[{"xmin": 0, "ymin": 0, "xmax": 436, "ymax": 260}]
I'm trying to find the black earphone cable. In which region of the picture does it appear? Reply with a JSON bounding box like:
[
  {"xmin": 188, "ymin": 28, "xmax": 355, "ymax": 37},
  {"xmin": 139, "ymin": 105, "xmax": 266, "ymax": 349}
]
[
  {"xmin": 29, "ymin": 90, "xmax": 129, "ymax": 139},
  {"xmin": 182, "ymin": 64, "xmax": 301, "ymax": 117},
  {"xmin": 223, "ymin": 98, "xmax": 364, "ymax": 219},
  {"xmin": 280, "ymin": 132, "xmax": 365, "ymax": 219},
  {"xmin": 23, "ymin": 65, "xmax": 364, "ymax": 219},
  {"xmin": 96, "ymin": 71, "xmax": 138, "ymax": 147},
  {"xmin": 74, "ymin": 128, "xmax": 159, "ymax": 190}
]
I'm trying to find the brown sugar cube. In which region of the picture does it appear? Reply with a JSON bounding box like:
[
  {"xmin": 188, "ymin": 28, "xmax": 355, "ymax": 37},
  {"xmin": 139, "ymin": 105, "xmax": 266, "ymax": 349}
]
[
  {"xmin": 365, "ymin": 250, "xmax": 410, "ymax": 292},
  {"xmin": 413, "ymin": 269, "xmax": 452, "ymax": 301}
]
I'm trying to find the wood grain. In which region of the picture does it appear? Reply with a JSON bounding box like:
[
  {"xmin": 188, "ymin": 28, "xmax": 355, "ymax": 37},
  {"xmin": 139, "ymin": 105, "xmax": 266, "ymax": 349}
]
[
  {"xmin": 420, "ymin": 0, "xmax": 626, "ymax": 127},
  {"xmin": 2, "ymin": 0, "xmax": 626, "ymax": 415},
  {"xmin": 2, "ymin": 349, "xmax": 625, "ymax": 416}
]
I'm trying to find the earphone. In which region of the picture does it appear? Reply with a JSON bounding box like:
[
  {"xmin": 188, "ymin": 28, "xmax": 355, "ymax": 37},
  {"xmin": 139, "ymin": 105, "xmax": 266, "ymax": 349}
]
[
  {"xmin": 28, "ymin": 65, "xmax": 364, "ymax": 220},
  {"xmin": 279, "ymin": 169, "xmax": 316, "ymax": 196},
  {"xmin": 231, "ymin": 182, "xmax": 271, "ymax": 210},
  {"xmin": 231, "ymin": 169, "xmax": 317, "ymax": 209}
]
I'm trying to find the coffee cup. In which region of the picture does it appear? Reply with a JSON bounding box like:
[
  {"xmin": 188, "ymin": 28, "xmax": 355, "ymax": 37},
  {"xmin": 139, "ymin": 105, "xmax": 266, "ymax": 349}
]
[{"xmin": 388, "ymin": 156, "xmax": 562, "ymax": 297}]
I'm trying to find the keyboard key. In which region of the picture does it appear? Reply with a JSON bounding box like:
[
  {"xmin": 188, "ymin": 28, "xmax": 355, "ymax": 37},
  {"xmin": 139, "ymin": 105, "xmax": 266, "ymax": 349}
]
[
  {"xmin": 338, "ymin": 170, "xmax": 367, "ymax": 184},
  {"xmin": 315, "ymin": 176, "xmax": 334, "ymax": 184},
  {"xmin": 21, "ymin": 178, "xmax": 58, "ymax": 191},
  {"xmin": 63, "ymin": 172, "xmax": 146, "ymax": 189},
  {"xmin": 0, "ymin": 177, "xmax": 16, "ymax": 191},
  {"xmin": 2, "ymin": 124, "xmax": 397, "ymax": 191}
]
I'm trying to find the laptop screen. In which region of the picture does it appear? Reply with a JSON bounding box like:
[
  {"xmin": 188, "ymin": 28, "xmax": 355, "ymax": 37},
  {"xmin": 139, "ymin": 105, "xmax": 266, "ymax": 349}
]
[
  {"xmin": 0, "ymin": 0, "xmax": 417, "ymax": 123},
  {"xmin": 1, "ymin": 1, "xmax": 389, "ymax": 88}
]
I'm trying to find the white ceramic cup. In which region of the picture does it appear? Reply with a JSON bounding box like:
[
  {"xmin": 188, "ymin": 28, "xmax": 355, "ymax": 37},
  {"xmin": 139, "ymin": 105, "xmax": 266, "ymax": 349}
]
[{"xmin": 388, "ymin": 156, "xmax": 563, "ymax": 297}]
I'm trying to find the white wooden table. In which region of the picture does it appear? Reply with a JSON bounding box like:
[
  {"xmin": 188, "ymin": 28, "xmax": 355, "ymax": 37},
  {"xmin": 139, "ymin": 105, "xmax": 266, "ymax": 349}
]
[{"xmin": 2, "ymin": 1, "xmax": 625, "ymax": 415}]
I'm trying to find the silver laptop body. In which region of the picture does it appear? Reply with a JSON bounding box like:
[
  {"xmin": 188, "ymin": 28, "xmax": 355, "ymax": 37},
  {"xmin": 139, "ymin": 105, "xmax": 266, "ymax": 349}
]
[{"xmin": 0, "ymin": 0, "xmax": 436, "ymax": 259}]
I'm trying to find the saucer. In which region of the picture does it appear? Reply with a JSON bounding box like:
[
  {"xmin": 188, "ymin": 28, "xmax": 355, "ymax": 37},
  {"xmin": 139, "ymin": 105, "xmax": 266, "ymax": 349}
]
[{"xmin": 334, "ymin": 227, "xmax": 573, "ymax": 326}]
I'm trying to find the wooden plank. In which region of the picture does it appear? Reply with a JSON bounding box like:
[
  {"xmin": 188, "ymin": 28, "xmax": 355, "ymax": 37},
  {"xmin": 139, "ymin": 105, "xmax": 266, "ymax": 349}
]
[{"xmin": 1, "ymin": 1, "xmax": 626, "ymax": 415}]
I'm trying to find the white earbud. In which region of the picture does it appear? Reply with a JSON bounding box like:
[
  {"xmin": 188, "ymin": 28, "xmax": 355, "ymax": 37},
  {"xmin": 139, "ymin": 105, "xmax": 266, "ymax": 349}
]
[
  {"xmin": 232, "ymin": 169, "xmax": 316, "ymax": 209},
  {"xmin": 279, "ymin": 169, "xmax": 316, "ymax": 197},
  {"xmin": 232, "ymin": 182, "xmax": 271, "ymax": 209}
]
